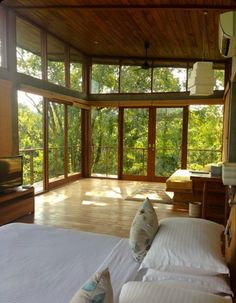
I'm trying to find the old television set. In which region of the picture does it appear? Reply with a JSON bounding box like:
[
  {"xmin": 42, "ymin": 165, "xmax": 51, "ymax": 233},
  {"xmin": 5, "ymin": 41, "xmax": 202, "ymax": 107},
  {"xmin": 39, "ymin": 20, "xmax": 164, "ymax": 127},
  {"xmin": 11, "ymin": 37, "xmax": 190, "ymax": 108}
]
[{"xmin": 0, "ymin": 156, "xmax": 23, "ymax": 193}]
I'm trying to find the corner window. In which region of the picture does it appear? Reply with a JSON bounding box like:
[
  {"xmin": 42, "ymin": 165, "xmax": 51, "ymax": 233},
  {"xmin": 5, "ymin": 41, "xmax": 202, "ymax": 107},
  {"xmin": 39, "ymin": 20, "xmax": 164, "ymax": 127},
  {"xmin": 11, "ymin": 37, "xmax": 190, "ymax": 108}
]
[
  {"xmin": 47, "ymin": 34, "xmax": 65, "ymax": 86},
  {"xmin": 16, "ymin": 17, "xmax": 42, "ymax": 79},
  {"xmin": 70, "ymin": 48, "xmax": 83, "ymax": 92}
]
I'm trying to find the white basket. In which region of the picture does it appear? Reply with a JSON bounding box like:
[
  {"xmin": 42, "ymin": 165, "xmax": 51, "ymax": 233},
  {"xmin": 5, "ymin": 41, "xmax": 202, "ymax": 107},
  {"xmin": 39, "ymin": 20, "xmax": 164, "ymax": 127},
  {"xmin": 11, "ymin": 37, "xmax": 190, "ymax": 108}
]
[
  {"xmin": 189, "ymin": 202, "xmax": 202, "ymax": 218},
  {"xmin": 222, "ymin": 162, "xmax": 236, "ymax": 185}
]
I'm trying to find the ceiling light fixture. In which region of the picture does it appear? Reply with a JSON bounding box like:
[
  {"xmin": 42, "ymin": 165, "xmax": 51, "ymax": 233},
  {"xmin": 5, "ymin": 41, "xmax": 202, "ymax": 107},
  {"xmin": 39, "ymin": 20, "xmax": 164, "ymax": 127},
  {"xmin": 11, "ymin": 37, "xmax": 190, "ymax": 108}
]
[{"xmin": 188, "ymin": 11, "xmax": 215, "ymax": 96}]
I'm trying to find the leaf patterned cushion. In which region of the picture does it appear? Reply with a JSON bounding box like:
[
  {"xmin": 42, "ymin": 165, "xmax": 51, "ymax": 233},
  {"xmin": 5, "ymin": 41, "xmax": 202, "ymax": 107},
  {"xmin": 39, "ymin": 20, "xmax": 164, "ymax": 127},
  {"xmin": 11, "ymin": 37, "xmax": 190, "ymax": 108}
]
[
  {"xmin": 69, "ymin": 268, "xmax": 113, "ymax": 303},
  {"xmin": 129, "ymin": 197, "xmax": 159, "ymax": 262}
]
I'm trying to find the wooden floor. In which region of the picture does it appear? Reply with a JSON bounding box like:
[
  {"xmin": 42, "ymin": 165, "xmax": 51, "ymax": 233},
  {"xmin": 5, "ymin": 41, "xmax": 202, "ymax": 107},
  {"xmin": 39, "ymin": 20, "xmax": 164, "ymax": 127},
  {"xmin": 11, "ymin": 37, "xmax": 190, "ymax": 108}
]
[{"xmin": 16, "ymin": 178, "xmax": 189, "ymax": 238}]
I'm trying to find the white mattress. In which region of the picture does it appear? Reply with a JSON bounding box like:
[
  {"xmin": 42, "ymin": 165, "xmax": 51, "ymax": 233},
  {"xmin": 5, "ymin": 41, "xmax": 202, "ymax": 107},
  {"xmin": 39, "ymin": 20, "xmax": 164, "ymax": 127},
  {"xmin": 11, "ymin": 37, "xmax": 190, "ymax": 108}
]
[{"xmin": 0, "ymin": 223, "xmax": 139, "ymax": 303}]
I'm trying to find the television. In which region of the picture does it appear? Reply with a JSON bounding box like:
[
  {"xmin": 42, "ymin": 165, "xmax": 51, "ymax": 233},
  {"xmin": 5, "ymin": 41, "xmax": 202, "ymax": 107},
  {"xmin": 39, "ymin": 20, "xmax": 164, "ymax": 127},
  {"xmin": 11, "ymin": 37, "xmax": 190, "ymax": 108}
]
[{"xmin": 0, "ymin": 156, "xmax": 23, "ymax": 193}]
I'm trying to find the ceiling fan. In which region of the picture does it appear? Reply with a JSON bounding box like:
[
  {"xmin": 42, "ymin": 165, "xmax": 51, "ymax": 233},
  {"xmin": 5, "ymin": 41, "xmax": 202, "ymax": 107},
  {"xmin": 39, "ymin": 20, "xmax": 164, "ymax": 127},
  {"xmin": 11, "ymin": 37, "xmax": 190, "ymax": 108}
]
[{"xmin": 140, "ymin": 41, "xmax": 151, "ymax": 70}]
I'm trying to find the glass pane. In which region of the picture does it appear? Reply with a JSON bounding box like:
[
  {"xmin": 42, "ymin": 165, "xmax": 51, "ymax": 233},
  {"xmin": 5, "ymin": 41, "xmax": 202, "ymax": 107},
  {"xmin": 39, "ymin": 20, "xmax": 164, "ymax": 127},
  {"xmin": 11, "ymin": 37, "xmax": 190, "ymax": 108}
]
[
  {"xmin": 16, "ymin": 17, "xmax": 42, "ymax": 79},
  {"xmin": 48, "ymin": 102, "xmax": 65, "ymax": 181},
  {"xmin": 0, "ymin": 7, "xmax": 6, "ymax": 68},
  {"xmin": 155, "ymin": 108, "xmax": 183, "ymax": 176},
  {"xmin": 18, "ymin": 91, "xmax": 44, "ymax": 193},
  {"xmin": 153, "ymin": 67, "xmax": 187, "ymax": 92},
  {"xmin": 214, "ymin": 69, "xmax": 225, "ymax": 90},
  {"xmin": 91, "ymin": 64, "xmax": 119, "ymax": 93},
  {"xmin": 47, "ymin": 34, "xmax": 65, "ymax": 86},
  {"xmin": 70, "ymin": 48, "xmax": 83, "ymax": 92},
  {"xmin": 91, "ymin": 108, "xmax": 118, "ymax": 178},
  {"xmin": 68, "ymin": 106, "xmax": 81, "ymax": 175},
  {"xmin": 187, "ymin": 105, "xmax": 223, "ymax": 170},
  {"xmin": 123, "ymin": 108, "xmax": 148, "ymax": 175},
  {"xmin": 121, "ymin": 66, "xmax": 151, "ymax": 93}
]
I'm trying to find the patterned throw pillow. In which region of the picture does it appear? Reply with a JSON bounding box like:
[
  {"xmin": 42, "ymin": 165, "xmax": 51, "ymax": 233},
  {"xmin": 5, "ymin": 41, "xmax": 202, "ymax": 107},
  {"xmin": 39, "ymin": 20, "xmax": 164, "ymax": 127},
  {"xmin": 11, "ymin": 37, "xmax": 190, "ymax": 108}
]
[
  {"xmin": 69, "ymin": 268, "xmax": 113, "ymax": 303},
  {"xmin": 129, "ymin": 197, "xmax": 159, "ymax": 262}
]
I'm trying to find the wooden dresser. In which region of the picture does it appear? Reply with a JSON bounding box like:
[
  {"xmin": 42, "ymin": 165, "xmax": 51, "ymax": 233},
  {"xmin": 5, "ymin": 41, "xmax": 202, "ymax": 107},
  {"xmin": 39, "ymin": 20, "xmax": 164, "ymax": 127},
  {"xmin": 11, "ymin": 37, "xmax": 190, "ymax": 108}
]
[
  {"xmin": 0, "ymin": 187, "xmax": 34, "ymax": 225},
  {"xmin": 190, "ymin": 174, "xmax": 227, "ymax": 225}
]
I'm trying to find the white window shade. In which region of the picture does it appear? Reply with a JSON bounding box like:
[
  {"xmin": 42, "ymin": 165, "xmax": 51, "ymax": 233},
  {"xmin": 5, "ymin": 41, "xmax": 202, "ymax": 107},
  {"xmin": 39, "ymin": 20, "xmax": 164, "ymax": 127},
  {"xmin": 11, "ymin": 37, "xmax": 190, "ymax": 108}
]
[{"xmin": 188, "ymin": 62, "xmax": 215, "ymax": 96}]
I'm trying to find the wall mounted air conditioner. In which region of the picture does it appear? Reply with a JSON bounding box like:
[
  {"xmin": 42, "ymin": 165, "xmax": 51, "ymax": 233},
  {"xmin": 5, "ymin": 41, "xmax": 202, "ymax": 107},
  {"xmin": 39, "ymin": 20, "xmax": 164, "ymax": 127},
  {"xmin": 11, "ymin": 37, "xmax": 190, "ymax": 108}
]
[{"xmin": 219, "ymin": 11, "xmax": 236, "ymax": 58}]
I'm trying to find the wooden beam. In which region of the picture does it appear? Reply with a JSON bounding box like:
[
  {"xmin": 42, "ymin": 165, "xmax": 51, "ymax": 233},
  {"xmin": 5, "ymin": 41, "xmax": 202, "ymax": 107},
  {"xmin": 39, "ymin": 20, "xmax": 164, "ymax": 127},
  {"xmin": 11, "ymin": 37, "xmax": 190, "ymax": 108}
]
[
  {"xmin": 88, "ymin": 98, "xmax": 224, "ymax": 108},
  {"xmin": 8, "ymin": 4, "xmax": 236, "ymax": 11}
]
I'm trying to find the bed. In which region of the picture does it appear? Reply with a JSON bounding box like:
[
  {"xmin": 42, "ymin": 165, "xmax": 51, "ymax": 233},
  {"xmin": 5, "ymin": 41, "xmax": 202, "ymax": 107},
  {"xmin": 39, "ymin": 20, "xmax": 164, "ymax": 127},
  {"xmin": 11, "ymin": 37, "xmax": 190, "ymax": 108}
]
[
  {"xmin": 0, "ymin": 204, "xmax": 235, "ymax": 303},
  {"xmin": 0, "ymin": 223, "xmax": 139, "ymax": 303}
]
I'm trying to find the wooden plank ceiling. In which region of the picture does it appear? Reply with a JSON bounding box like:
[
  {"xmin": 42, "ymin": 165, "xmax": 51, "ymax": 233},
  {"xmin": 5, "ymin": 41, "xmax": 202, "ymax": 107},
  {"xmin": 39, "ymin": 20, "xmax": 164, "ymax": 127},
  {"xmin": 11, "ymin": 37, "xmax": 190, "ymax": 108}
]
[{"xmin": 3, "ymin": 0, "xmax": 236, "ymax": 63}]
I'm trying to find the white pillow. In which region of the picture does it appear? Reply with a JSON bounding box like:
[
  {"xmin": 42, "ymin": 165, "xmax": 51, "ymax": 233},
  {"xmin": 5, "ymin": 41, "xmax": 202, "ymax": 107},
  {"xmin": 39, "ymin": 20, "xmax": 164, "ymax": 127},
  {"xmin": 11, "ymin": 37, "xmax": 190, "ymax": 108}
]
[
  {"xmin": 119, "ymin": 282, "xmax": 233, "ymax": 303},
  {"xmin": 129, "ymin": 198, "xmax": 159, "ymax": 262},
  {"xmin": 140, "ymin": 217, "xmax": 229, "ymax": 275},
  {"xmin": 142, "ymin": 268, "xmax": 233, "ymax": 295},
  {"xmin": 69, "ymin": 268, "xmax": 113, "ymax": 303}
]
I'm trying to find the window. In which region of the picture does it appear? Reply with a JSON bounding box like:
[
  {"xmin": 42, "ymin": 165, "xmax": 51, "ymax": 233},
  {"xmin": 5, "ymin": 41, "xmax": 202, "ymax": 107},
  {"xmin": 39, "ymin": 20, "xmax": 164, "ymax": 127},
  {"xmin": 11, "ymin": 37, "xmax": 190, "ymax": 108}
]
[
  {"xmin": 68, "ymin": 106, "xmax": 81, "ymax": 175},
  {"xmin": 121, "ymin": 66, "xmax": 151, "ymax": 93},
  {"xmin": 91, "ymin": 108, "xmax": 118, "ymax": 177},
  {"xmin": 214, "ymin": 69, "xmax": 225, "ymax": 90},
  {"xmin": 47, "ymin": 34, "xmax": 65, "ymax": 86},
  {"xmin": 153, "ymin": 67, "xmax": 187, "ymax": 92},
  {"xmin": 70, "ymin": 48, "xmax": 83, "ymax": 92},
  {"xmin": 16, "ymin": 17, "xmax": 42, "ymax": 79},
  {"xmin": 0, "ymin": 7, "xmax": 6, "ymax": 68},
  {"xmin": 187, "ymin": 105, "xmax": 223, "ymax": 170},
  {"xmin": 18, "ymin": 91, "xmax": 44, "ymax": 193},
  {"xmin": 91, "ymin": 64, "xmax": 119, "ymax": 93}
]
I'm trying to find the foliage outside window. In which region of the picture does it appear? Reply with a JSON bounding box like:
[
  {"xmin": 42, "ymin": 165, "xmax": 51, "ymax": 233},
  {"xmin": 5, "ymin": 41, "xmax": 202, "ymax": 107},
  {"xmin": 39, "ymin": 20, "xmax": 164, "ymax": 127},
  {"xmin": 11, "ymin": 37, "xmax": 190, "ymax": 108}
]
[
  {"xmin": 18, "ymin": 91, "xmax": 44, "ymax": 193},
  {"xmin": 48, "ymin": 101, "xmax": 65, "ymax": 181},
  {"xmin": 16, "ymin": 17, "xmax": 42, "ymax": 79},
  {"xmin": 155, "ymin": 108, "xmax": 183, "ymax": 176},
  {"xmin": 70, "ymin": 48, "xmax": 83, "ymax": 92},
  {"xmin": 91, "ymin": 64, "xmax": 119, "ymax": 93},
  {"xmin": 123, "ymin": 108, "xmax": 149, "ymax": 175},
  {"xmin": 153, "ymin": 68, "xmax": 186, "ymax": 92},
  {"xmin": 214, "ymin": 69, "xmax": 225, "ymax": 90},
  {"xmin": 68, "ymin": 106, "xmax": 81, "ymax": 175},
  {"xmin": 121, "ymin": 66, "xmax": 151, "ymax": 93},
  {"xmin": 91, "ymin": 108, "xmax": 118, "ymax": 177},
  {"xmin": 187, "ymin": 105, "xmax": 223, "ymax": 170},
  {"xmin": 47, "ymin": 34, "xmax": 65, "ymax": 86},
  {"xmin": 0, "ymin": 7, "xmax": 6, "ymax": 68}
]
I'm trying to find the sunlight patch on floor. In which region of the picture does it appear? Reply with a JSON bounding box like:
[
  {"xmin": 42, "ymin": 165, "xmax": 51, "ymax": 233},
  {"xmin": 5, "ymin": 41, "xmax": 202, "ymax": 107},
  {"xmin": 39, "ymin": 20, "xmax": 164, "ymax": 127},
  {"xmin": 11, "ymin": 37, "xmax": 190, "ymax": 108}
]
[
  {"xmin": 82, "ymin": 200, "xmax": 107, "ymax": 206},
  {"xmin": 36, "ymin": 192, "xmax": 69, "ymax": 203},
  {"xmin": 85, "ymin": 189, "xmax": 122, "ymax": 199}
]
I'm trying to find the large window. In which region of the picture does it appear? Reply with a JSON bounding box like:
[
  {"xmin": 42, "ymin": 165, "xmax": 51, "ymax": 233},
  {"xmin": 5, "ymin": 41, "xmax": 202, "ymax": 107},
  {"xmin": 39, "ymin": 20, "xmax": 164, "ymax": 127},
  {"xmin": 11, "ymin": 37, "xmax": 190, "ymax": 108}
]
[
  {"xmin": 91, "ymin": 108, "xmax": 118, "ymax": 177},
  {"xmin": 47, "ymin": 34, "xmax": 65, "ymax": 86},
  {"xmin": 155, "ymin": 108, "xmax": 183, "ymax": 176},
  {"xmin": 0, "ymin": 6, "xmax": 6, "ymax": 68},
  {"xmin": 16, "ymin": 17, "xmax": 42, "ymax": 79},
  {"xmin": 18, "ymin": 91, "xmax": 44, "ymax": 193},
  {"xmin": 68, "ymin": 106, "xmax": 81, "ymax": 175},
  {"xmin": 187, "ymin": 105, "xmax": 223, "ymax": 170},
  {"xmin": 48, "ymin": 101, "xmax": 65, "ymax": 181},
  {"xmin": 123, "ymin": 108, "xmax": 149, "ymax": 176}
]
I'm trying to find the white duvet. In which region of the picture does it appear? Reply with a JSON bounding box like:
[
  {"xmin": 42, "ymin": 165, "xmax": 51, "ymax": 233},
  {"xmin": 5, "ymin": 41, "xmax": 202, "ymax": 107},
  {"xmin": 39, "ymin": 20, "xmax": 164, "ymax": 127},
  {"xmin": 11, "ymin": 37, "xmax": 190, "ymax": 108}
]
[{"xmin": 0, "ymin": 223, "xmax": 139, "ymax": 303}]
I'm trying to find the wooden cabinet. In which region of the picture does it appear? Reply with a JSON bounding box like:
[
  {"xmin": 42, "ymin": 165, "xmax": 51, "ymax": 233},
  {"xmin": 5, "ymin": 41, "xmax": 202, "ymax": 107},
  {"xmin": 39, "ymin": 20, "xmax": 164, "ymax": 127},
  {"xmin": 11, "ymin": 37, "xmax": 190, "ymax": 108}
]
[
  {"xmin": 0, "ymin": 187, "xmax": 34, "ymax": 225},
  {"xmin": 191, "ymin": 174, "xmax": 227, "ymax": 225}
]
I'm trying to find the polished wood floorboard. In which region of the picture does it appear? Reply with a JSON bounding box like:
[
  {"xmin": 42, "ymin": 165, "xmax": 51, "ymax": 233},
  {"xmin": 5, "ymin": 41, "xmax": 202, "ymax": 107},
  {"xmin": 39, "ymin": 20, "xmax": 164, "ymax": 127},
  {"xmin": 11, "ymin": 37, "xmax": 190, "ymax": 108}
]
[{"xmin": 16, "ymin": 178, "xmax": 188, "ymax": 238}]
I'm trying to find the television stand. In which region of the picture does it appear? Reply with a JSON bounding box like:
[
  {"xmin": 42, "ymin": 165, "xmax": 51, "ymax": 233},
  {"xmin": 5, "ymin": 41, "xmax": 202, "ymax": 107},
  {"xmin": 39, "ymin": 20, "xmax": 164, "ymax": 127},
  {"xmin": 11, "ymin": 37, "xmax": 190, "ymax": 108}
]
[{"xmin": 0, "ymin": 187, "xmax": 34, "ymax": 225}]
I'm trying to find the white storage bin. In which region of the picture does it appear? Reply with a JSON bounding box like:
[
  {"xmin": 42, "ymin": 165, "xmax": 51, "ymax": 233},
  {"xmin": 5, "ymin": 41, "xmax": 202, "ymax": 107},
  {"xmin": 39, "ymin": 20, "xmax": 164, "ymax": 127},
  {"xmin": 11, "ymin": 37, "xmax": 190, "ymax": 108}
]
[{"xmin": 189, "ymin": 202, "xmax": 202, "ymax": 218}]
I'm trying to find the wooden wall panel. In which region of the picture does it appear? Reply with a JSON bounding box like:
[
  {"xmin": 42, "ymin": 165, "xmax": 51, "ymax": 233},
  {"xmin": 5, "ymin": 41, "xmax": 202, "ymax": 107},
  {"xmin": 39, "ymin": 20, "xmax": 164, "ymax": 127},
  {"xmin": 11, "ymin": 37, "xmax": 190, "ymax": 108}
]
[{"xmin": 0, "ymin": 79, "xmax": 14, "ymax": 156}]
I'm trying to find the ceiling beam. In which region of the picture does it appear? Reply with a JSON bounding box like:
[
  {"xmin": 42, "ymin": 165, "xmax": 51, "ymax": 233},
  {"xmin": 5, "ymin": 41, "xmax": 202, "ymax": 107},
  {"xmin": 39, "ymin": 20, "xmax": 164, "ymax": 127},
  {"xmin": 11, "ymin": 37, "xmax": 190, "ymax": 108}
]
[{"xmin": 5, "ymin": 4, "xmax": 236, "ymax": 11}]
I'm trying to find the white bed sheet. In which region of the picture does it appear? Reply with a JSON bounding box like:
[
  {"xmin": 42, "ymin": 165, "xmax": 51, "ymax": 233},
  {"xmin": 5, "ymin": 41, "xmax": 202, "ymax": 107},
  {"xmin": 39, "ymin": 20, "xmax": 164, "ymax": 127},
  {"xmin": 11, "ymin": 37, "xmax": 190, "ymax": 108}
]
[{"xmin": 0, "ymin": 223, "xmax": 139, "ymax": 303}]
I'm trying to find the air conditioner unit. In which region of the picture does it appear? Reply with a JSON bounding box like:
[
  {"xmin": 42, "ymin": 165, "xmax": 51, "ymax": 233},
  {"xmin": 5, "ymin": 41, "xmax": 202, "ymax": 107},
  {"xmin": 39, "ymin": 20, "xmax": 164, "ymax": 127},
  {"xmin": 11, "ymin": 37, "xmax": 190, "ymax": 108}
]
[{"xmin": 219, "ymin": 11, "xmax": 236, "ymax": 58}]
